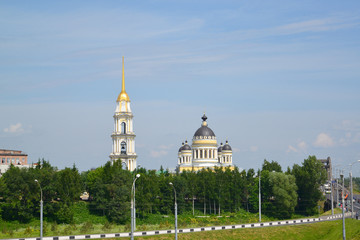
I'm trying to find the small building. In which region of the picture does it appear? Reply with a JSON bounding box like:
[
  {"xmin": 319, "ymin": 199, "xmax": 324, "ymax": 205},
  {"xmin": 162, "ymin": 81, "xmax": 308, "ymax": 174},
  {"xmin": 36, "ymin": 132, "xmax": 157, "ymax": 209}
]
[{"xmin": 0, "ymin": 149, "xmax": 31, "ymax": 175}]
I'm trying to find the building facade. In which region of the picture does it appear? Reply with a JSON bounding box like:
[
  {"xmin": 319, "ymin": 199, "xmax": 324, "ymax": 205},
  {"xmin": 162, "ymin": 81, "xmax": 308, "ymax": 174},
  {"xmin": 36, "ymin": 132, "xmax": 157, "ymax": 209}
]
[
  {"xmin": 318, "ymin": 157, "xmax": 332, "ymax": 181},
  {"xmin": 0, "ymin": 149, "xmax": 31, "ymax": 175},
  {"xmin": 178, "ymin": 114, "xmax": 233, "ymax": 172},
  {"xmin": 109, "ymin": 57, "xmax": 137, "ymax": 171}
]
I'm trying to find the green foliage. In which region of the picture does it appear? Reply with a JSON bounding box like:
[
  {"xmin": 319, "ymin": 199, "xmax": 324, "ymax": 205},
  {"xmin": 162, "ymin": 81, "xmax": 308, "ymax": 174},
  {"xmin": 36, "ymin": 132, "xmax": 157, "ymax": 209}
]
[
  {"xmin": 0, "ymin": 159, "xmax": 83, "ymax": 224},
  {"xmin": 0, "ymin": 155, "xmax": 333, "ymax": 229},
  {"xmin": 72, "ymin": 201, "xmax": 107, "ymax": 224},
  {"xmin": 135, "ymin": 168, "xmax": 161, "ymax": 216},
  {"xmin": 102, "ymin": 221, "xmax": 112, "ymax": 231},
  {"xmin": 267, "ymin": 172, "xmax": 298, "ymax": 218},
  {"xmin": 54, "ymin": 203, "xmax": 73, "ymax": 224},
  {"xmin": 352, "ymin": 177, "xmax": 360, "ymax": 192},
  {"xmin": 262, "ymin": 159, "xmax": 282, "ymax": 172},
  {"xmin": 55, "ymin": 165, "xmax": 82, "ymax": 204},
  {"xmin": 86, "ymin": 161, "xmax": 132, "ymax": 224},
  {"xmin": 0, "ymin": 165, "xmax": 38, "ymax": 222},
  {"xmin": 292, "ymin": 156, "xmax": 327, "ymax": 215},
  {"xmin": 80, "ymin": 222, "xmax": 94, "ymax": 233}
]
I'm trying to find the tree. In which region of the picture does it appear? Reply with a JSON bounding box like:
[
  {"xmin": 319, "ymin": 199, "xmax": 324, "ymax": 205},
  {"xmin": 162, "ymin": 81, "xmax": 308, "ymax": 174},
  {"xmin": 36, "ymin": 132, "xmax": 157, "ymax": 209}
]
[
  {"xmin": 51, "ymin": 164, "xmax": 82, "ymax": 223},
  {"xmin": 229, "ymin": 167, "xmax": 245, "ymax": 212},
  {"xmin": 135, "ymin": 168, "xmax": 160, "ymax": 216},
  {"xmin": 31, "ymin": 159, "xmax": 58, "ymax": 222},
  {"xmin": 262, "ymin": 159, "xmax": 282, "ymax": 172},
  {"xmin": 157, "ymin": 169, "xmax": 173, "ymax": 214},
  {"xmin": 181, "ymin": 170, "xmax": 198, "ymax": 215},
  {"xmin": 267, "ymin": 172, "xmax": 298, "ymax": 218},
  {"xmin": 86, "ymin": 161, "xmax": 132, "ymax": 223},
  {"xmin": 55, "ymin": 165, "xmax": 82, "ymax": 204},
  {"xmin": 246, "ymin": 168, "xmax": 258, "ymax": 212},
  {"xmin": 292, "ymin": 156, "xmax": 327, "ymax": 215},
  {"xmin": 1, "ymin": 165, "xmax": 37, "ymax": 222}
]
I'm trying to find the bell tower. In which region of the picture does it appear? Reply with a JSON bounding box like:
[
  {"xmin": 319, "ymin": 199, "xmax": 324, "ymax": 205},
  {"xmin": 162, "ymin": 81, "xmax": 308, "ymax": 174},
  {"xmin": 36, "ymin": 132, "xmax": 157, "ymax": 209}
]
[{"xmin": 109, "ymin": 57, "xmax": 137, "ymax": 171}]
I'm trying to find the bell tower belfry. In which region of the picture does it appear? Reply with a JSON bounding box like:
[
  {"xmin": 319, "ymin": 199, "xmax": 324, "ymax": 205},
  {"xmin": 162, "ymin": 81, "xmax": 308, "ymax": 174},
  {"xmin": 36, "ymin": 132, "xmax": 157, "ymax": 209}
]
[{"xmin": 109, "ymin": 57, "xmax": 137, "ymax": 171}]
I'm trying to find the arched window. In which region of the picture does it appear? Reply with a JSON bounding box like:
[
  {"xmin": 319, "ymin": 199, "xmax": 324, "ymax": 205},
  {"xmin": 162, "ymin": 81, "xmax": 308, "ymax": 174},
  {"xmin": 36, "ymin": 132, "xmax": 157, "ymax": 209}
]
[
  {"xmin": 121, "ymin": 122, "xmax": 126, "ymax": 134},
  {"xmin": 121, "ymin": 141, "xmax": 127, "ymax": 154},
  {"xmin": 121, "ymin": 161, "xmax": 127, "ymax": 169}
]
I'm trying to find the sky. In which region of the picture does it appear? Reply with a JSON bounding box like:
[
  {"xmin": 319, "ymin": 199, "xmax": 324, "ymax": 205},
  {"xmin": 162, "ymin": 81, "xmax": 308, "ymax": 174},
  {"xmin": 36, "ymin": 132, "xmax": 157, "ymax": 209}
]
[{"xmin": 1, "ymin": 1, "xmax": 360, "ymax": 176}]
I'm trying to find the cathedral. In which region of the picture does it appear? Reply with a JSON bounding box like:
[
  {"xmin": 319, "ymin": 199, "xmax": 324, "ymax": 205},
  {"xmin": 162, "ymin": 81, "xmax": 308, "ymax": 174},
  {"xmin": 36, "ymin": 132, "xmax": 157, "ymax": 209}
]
[
  {"xmin": 109, "ymin": 57, "xmax": 137, "ymax": 171},
  {"xmin": 178, "ymin": 114, "xmax": 233, "ymax": 172}
]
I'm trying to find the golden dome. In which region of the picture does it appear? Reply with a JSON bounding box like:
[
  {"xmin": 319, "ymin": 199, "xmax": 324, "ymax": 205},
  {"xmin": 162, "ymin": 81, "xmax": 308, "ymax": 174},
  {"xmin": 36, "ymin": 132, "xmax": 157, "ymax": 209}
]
[
  {"xmin": 117, "ymin": 56, "xmax": 130, "ymax": 102},
  {"xmin": 117, "ymin": 90, "xmax": 130, "ymax": 102}
]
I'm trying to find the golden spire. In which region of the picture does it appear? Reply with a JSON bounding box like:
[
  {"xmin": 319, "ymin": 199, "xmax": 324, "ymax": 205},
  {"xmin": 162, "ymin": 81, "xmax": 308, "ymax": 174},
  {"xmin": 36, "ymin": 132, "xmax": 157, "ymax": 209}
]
[{"xmin": 117, "ymin": 56, "xmax": 130, "ymax": 102}]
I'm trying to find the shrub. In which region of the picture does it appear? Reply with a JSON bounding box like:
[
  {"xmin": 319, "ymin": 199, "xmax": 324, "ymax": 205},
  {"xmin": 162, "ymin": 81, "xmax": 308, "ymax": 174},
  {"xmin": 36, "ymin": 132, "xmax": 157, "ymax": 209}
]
[
  {"xmin": 102, "ymin": 221, "xmax": 112, "ymax": 231},
  {"xmin": 24, "ymin": 226, "xmax": 32, "ymax": 235},
  {"xmin": 80, "ymin": 222, "xmax": 94, "ymax": 233},
  {"xmin": 51, "ymin": 222, "xmax": 58, "ymax": 234}
]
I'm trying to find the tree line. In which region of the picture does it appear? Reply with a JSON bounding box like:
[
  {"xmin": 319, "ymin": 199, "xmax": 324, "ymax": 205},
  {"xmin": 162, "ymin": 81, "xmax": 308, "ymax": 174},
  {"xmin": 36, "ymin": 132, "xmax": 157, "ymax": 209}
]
[{"xmin": 0, "ymin": 156, "xmax": 327, "ymax": 224}]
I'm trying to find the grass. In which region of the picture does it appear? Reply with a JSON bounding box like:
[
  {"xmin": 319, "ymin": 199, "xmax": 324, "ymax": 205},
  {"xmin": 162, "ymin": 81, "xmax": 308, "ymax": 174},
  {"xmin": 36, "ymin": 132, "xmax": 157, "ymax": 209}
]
[
  {"xmin": 132, "ymin": 219, "xmax": 360, "ymax": 240},
  {"xmin": 321, "ymin": 208, "xmax": 342, "ymax": 216},
  {"xmin": 0, "ymin": 201, "xmax": 349, "ymax": 239},
  {"xmin": 0, "ymin": 206, "xmax": 278, "ymax": 239},
  {"xmin": 72, "ymin": 202, "xmax": 108, "ymax": 224}
]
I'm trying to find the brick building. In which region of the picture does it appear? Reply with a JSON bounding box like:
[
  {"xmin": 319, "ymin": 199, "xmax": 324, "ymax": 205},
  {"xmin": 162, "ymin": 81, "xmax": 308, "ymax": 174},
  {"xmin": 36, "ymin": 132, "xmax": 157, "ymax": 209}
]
[{"xmin": 0, "ymin": 149, "xmax": 31, "ymax": 175}]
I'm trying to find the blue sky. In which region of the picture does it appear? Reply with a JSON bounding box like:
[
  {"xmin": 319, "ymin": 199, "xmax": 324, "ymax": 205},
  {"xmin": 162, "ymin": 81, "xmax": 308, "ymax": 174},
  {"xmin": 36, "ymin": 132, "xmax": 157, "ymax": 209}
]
[{"xmin": 1, "ymin": 1, "xmax": 360, "ymax": 176}]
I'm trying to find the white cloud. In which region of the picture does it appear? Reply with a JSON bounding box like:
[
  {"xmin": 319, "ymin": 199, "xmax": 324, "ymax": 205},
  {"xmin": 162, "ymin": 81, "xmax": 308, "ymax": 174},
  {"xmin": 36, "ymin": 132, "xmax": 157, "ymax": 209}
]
[
  {"xmin": 274, "ymin": 17, "xmax": 355, "ymax": 35},
  {"xmin": 287, "ymin": 141, "xmax": 307, "ymax": 153},
  {"xmin": 287, "ymin": 145, "xmax": 298, "ymax": 153},
  {"xmin": 335, "ymin": 120, "xmax": 360, "ymax": 146},
  {"xmin": 297, "ymin": 141, "xmax": 307, "ymax": 151},
  {"xmin": 313, "ymin": 133, "xmax": 335, "ymax": 148},
  {"xmin": 159, "ymin": 144, "xmax": 174, "ymax": 150},
  {"xmin": 250, "ymin": 146, "xmax": 258, "ymax": 152},
  {"xmin": 3, "ymin": 123, "xmax": 24, "ymax": 134},
  {"xmin": 150, "ymin": 150, "xmax": 168, "ymax": 158},
  {"xmin": 232, "ymin": 147, "xmax": 240, "ymax": 153}
]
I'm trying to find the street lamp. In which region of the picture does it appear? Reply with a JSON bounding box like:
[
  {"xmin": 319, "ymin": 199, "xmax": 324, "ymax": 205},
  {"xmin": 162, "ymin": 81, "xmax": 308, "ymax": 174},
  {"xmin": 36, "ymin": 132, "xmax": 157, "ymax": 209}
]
[
  {"xmin": 35, "ymin": 179, "xmax": 43, "ymax": 240},
  {"xmin": 131, "ymin": 174, "xmax": 140, "ymax": 240},
  {"xmin": 169, "ymin": 182, "xmax": 178, "ymax": 240},
  {"xmin": 340, "ymin": 174, "xmax": 346, "ymax": 240},
  {"xmin": 330, "ymin": 170, "xmax": 334, "ymax": 215},
  {"xmin": 258, "ymin": 170, "xmax": 261, "ymax": 223},
  {"xmin": 349, "ymin": 160, "xmax": 360, "ymax": 218},
  {"xmin": 253, "ymin": 170, "xmax": 261, "ymax": 223}
]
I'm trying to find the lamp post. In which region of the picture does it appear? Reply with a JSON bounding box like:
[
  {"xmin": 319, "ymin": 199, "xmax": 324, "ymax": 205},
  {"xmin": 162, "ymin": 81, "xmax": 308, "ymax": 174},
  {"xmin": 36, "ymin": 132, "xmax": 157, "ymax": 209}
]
[
  {"xmin": 131, "ymin": 174, "xmax": 140, "ymax": 240},
  {"xmin": 330, "ymin": 171, "xmax": 334, "ymax": 215},
  {"xmin": 335, "ymin": 168, "xmax": 339, "ymax": 207},
  {"xmin": 349, "ymin": 160, "xmax": 360, "ymax": 218},
  {"xmin": 35, "ymin": 179, "xmax": 43, "ymax": 240},
  {"xmin": 258, "ymin": 170, "xmax": 261, "ymax": 223},
  {"xmin": 169, "ymin": 182, "xmax": 177, "ymax": 240},
  {"xmin": 340, "ymin": 174, "xmax": 346, "ymax": 240}
]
